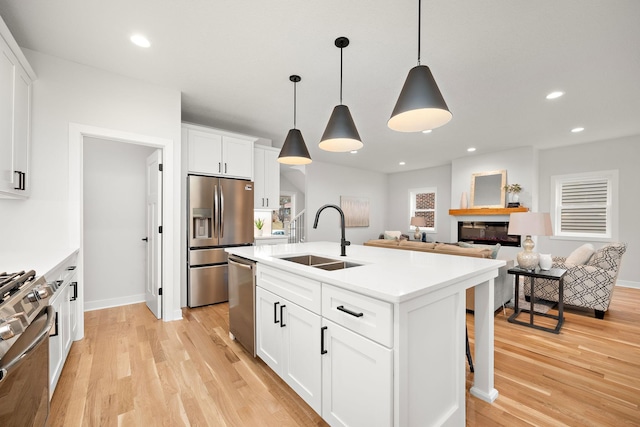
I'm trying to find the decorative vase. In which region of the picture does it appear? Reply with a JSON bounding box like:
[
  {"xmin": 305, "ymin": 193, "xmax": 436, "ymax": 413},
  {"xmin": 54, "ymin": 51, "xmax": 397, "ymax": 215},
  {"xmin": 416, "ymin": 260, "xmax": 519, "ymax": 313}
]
[
  {"xmin": 256, "ymin": 229, "xmax": 263, "ymax": 236},
  {"xmin": 539, "ymin": 254, "xmax": 552, "ymax": 270},
  {"xmin": 460, "ymin": 192, "xmax": 468, "ymax": 209}
]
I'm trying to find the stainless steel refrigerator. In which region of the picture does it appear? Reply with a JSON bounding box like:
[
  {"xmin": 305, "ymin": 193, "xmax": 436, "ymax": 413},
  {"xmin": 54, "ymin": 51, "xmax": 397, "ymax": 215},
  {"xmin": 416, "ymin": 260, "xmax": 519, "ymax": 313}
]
[{"xmin": 188, "ymin": 174, "xmax": 254, "ymax": 307}]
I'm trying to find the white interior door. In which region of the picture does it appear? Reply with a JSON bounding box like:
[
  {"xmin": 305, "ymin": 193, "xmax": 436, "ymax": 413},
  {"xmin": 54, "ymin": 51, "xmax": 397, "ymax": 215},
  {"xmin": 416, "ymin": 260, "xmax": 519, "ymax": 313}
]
[{"xmin": 145, "ymin": 150, "xmax": 162, "ymax": 318}]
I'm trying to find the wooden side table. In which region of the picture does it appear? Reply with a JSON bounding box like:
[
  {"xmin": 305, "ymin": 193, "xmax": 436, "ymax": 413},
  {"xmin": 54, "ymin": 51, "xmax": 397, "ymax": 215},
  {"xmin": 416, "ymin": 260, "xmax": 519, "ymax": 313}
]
[{"xmin": 508, "ymin": 266, "xmax": 567, "ymax": 334}]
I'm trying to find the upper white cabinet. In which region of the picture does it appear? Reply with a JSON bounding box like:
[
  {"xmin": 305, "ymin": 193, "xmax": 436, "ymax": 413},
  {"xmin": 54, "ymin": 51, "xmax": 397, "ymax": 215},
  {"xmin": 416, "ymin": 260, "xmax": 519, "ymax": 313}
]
[
  {"xmin": 0, "ymin": 17, "xmax": 36, "ymax": 198},
  {"xmin": 183, "ymin": 123, "xmax": 255, "ymax": 179},
  {"xmin": 254, "ymin": 145, "xmax": 280, "ymax": 209}
]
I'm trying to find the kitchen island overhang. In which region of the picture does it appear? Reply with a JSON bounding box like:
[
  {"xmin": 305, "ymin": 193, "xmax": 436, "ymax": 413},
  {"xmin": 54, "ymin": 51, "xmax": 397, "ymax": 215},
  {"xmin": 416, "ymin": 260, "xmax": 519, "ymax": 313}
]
[{"xmin": 226, "ymin": 242, "xmax": 502, "ymax": 426}]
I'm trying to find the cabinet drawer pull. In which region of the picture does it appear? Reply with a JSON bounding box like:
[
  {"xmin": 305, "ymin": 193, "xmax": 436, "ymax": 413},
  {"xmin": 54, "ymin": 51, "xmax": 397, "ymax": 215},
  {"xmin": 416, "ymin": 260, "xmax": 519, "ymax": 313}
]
[
  {"xmin": 320, "ymin": 326, "xmax": 328, "ymax": 354},
  {"xmin": 274, "ymin": 301, "xmax": 280, "ymax": 324},
  {"xmin": 70, "ymin": 282, "xmax": 78, "ymax": 301},
  {"xmin": 337, "ymin": 305, "xmax": 364, "ymax": 318},
  {"xmin": 280, "ymin": 305, "xmax": 286, "ymax": 327},
  {"xmin": 50, "ymin": 311, "xmax": 59, "ymax": 337}
]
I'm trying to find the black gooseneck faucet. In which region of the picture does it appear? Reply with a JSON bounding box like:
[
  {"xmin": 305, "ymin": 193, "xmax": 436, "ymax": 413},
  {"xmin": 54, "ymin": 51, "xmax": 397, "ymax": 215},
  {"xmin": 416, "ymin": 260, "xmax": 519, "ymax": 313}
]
[{"xmin": 313, "ymin": 204, "xmax": 350, "ymax": 256}]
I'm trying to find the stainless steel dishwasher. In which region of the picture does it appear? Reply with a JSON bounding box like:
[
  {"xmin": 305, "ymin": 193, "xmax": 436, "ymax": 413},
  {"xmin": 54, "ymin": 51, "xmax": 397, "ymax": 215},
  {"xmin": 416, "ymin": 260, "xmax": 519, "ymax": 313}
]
[{"xmin": 228, "ymin": 254, "xmax": 256, "ymax": 356}]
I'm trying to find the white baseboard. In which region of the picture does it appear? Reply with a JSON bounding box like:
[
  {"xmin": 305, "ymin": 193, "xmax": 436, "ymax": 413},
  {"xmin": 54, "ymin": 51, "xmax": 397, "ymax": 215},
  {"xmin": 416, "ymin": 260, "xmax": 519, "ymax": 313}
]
[
  {"xmin": 84, "ymin": 294, "xmax": 145, "ymax": 311},
  {"xmin": 616, "ymin": 280, "xmax": 640, "ymax": 289}
]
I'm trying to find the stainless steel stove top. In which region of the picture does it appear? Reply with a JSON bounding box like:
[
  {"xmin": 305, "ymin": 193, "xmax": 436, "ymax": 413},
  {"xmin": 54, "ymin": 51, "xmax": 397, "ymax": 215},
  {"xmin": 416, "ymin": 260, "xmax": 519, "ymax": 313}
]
[{"xmin": 0, "ymin": 270, "xmax": 52, "ymax": 360}]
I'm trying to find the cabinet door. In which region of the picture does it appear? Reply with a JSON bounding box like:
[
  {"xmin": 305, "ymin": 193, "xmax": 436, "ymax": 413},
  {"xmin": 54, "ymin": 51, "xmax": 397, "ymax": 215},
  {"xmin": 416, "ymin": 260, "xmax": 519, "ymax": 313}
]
[
  {"xmin": 0, "ymin": 45, "xmax": 14, "ymax": 191},
  {"xmin": 48, "ymin": 294, "xmax": 65, "ymax": 396},
  {"xmin": 12, "ymin": 65, "xmax": 30, "ymax": 195},
  {"xmin": 282, "ymin": 300, "xmax": 322, "ymax": 413},
  {"xmin": 255, "ymin": 287, "xmax": 284, "ymax": 374},
  {"xmin": 322, "ymin": 319, "xmax": 393, "ymax": 427},
  {"xmin": 187, "ymin": 129, "xmax": 223, "ymax": 174},
  {"xmin": 263, "ymin": 148, "xmax": 280, "ymax": 209},
  {"xmin": 254, "ymin": 147, "xmax": 266, "ymax": 208},
  {"xmin": 69, "ymin": 280, "xmax": 78, "ymax": 343},
  {"xmin": 222, "ymin": 136, "xmax": 253, "ymax": 179},
  {"xmin": 61, "ymin": 285, "xmax": 72, "ymax": 357}
]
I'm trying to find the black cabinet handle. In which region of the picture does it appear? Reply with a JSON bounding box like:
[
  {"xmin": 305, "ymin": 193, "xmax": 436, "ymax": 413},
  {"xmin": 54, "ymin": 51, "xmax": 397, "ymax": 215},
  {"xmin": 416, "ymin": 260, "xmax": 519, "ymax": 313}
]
[
  {"xmin": 274, "ymin": 301, "xmax": 280, "ymax": 324},
  {"xmin": 337, "ymin": 305, "xmax": 364, "ymax": 318},
  {"xmin": 50, "ymin": 311, "xmax": 59, "ymax": 337},
  {"xmin": 280, "ymin": 305, "xmax": 286, "ymax": 327},
  {"xmin": 142, "ymin": 237, "xmax": 148, "ymax": 242},
  {"xmin": 70, "ymin": 282, "xmax": 78, "ymax": 301},
  {"xmin": 320, "ymin": 326, "xmax": 328, "ymax": 354},
  {"xmin": 14, "ymin": 171, "xmax": 25, "ymax": 190},
  {"xmin": 224, "ymin": 163, "xmax": 228, "ymax": 174}
]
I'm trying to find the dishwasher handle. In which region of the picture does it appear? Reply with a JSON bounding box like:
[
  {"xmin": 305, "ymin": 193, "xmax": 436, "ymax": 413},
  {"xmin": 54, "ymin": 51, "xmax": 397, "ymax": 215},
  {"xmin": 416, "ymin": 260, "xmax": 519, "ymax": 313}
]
[{"xmin": 228, "ymin": 258, "xmax": 253, "ymax": 270}]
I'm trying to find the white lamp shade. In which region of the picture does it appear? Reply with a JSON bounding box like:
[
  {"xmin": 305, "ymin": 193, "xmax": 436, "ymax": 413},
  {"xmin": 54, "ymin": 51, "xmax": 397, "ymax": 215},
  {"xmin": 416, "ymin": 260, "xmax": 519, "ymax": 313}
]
[{"xmin": 508, "ymin": 212, "xmax": 553, "ymax": 236}]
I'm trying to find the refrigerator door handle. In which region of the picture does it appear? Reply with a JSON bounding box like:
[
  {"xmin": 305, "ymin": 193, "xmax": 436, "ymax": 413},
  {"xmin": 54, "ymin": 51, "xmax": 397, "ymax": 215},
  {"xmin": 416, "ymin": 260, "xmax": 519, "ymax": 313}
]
[
  {"xmin": 220, "ymin": 183, "xmax": 224, "ymax": 238},
  {"xmin": 213, "ymin": 184, "xmax": 219, "ymax": 238}
]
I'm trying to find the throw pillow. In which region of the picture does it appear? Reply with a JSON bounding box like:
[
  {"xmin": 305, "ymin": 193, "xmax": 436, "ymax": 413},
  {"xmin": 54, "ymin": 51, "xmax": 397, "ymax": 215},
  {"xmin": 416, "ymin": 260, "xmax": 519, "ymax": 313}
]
[
  {"xmin": 564, "ymin": 243, "xmax": 595, "ymax": 267},
  {"xmin": 458, "ymin": 242, "xmax": 501, "ymax": 259},
  {"xmin": 384, "ymin": 231, "xmax": 401, "ymax": 240}
]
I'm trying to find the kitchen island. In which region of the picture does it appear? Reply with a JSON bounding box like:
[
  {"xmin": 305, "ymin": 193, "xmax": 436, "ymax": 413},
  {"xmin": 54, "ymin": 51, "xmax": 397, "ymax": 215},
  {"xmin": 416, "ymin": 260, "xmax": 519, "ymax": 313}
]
[{"xmin": 226, "ymin": 241, "xmax": 503, "ymax": 427}]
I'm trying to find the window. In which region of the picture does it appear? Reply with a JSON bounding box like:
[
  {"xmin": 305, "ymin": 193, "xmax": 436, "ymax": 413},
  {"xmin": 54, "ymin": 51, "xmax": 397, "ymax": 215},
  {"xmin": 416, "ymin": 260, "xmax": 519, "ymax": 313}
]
[
  {"xmin": 551, "ymin": 170, "xmax": 618, "ymax": 240},
  {"xmin": 409, "ymin": 187, "xmax": 436, "ymax": 232}
]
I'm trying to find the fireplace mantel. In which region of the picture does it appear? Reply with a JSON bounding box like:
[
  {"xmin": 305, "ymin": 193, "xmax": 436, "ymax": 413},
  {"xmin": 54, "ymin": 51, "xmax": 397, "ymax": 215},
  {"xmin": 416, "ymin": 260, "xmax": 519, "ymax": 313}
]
[{"xmin": 449, "ymin": 207, "xmax": 528, "ymax": 216}]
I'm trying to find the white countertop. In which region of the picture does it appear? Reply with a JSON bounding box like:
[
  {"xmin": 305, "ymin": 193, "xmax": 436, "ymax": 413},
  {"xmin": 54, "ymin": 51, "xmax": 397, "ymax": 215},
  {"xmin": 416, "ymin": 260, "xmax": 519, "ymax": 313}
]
[
  {"xmin": 1, "ymin": 247, "xmax": 80, "ymax": 279},
  {"xmin": 254, "ymin": 235, "xmax": 288, "ymax": 240},
  {"xmin": 226, "ymin": 242, "xmax": 505, "ymax": 303}
]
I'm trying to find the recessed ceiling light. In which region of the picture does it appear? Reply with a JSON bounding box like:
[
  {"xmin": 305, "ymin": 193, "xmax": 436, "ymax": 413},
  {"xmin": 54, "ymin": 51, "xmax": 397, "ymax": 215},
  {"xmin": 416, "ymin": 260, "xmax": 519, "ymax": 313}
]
[
  {"xmin": 130, "ymin": 34, "xmax": 151, "ymax": 48},
  {"xmin": 571, "ymin": 127, "xmax": 585, "ymax": 133},
  {"xmin": 546, "ymin": 91, "xmax": 564, "ymax": 100},
  {"xmin": 422, "ymin": 129, "xmax": 432, "ymax": 134},
  {"xmin": 399, "ymin": 161, "xmax": 406, "ymax": 166},
  {"xmin": 350, "ymin": 150, "xmax": 358, "ymax": 154},
  {"xmin": 467, "ymin": 147, "xmax": 476, "ymax": 152}
]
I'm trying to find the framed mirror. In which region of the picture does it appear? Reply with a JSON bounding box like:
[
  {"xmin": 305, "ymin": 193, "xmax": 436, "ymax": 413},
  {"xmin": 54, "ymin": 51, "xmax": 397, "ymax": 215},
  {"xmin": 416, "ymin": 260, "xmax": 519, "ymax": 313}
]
[{"xmin": 470, "ymin": 170, "xmax": 506, "ymax": 208}]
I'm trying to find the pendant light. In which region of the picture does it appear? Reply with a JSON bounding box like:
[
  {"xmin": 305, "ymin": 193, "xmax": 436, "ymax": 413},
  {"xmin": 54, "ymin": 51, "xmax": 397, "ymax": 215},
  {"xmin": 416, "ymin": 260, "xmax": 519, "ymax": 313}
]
[
  {"xmin": 278, "ymin": 75, "xmax": 312, "ymax": 165},
  {"xmin": 319, "ymin": 37, "xmax": 363, "ymax": 152},
  {"xmin": 388, "ymin": 0, "xmax": 452, "ymax": 132}
]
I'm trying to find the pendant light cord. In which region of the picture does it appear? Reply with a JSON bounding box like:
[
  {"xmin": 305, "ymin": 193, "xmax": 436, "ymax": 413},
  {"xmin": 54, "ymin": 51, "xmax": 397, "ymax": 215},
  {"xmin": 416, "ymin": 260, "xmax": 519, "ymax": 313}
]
[
  {"xmin": 417, "ymin": 0, "xmax": 421, "ymax": 65},
  {"xmin": 340, "ymin": 46, "xmax": 343, "ymax": 104},
  {"xmin": 293, "ymin": 80, "xmax": 297, "ymax": 129}
]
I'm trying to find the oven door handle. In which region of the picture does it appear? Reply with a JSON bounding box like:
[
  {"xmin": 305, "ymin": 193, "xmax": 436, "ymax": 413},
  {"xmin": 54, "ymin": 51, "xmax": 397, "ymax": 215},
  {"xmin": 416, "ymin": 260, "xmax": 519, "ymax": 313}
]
[{"xmin": 0, "ymin": 306, "xmax": 55, "ymax": 383}]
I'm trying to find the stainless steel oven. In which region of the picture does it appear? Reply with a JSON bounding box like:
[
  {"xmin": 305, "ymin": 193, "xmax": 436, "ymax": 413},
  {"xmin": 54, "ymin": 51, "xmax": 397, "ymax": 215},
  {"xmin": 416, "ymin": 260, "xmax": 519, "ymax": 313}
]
[{"xmin": 0, "ymin": 271, "xmax": 55, "ymax": 427}]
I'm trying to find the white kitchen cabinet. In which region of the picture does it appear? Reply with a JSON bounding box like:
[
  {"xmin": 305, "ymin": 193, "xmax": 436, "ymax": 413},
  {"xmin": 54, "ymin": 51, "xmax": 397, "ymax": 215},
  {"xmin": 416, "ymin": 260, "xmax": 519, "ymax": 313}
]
[
  {"xmin": 256, "ymin": 286, "xmax": 322, "ymax": 412},
  {"xmin": 0, "ymin": 17, "xmax": 35, "ymax": 198},
  {"xmin": 321, "ymin": 319, "xmax": 393, "ymax": 427},
  {"xmin": 254, "ymin": 145, "xmax": 280, "ymax": 209},
  {"xmin": 254, "ymin": 236, "xmax": 288, "ymax": 246},
  {"xmin": 48, "ymin": 264, "xmax": 79, "ymax": 398},
  {"xmin": 183, "ymin": 123, "xmax": 254, "ymax": 179}
]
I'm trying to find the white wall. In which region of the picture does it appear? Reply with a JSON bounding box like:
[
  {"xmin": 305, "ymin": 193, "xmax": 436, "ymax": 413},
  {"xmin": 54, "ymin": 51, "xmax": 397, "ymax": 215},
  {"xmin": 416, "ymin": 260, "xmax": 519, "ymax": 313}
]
[
  {"xmin": 537, "ymin": 135, "xmax": 639, "ymax": 286},
  {"xmin": 83, "ymin": 138, "xmax": 155, "ymax": 309},
  {"xmin": 306, "ymin": 162, "xmax": 387, "ymax": 246},
  {"xmin": 386, "ymin": 164, "xmax": 452, "ymax": 242},
  {"xmin": 450, "ymin": 147, "xmax": 536, "ymax": 261},
  {"xmin": 0, "ymin": 50, "xmax": 183, "ymax": 316}
]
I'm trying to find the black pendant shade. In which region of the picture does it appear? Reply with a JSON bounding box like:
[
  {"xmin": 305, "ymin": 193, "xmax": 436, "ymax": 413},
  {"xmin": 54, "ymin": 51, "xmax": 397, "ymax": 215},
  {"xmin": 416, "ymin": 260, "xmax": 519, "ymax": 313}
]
[
  {"xmin": 388, "ymin": 65, "xmax": 452, "ymax": 132},
  {"xmin": 279, "ymin": 128, "xmax": 312, "ymax": 165},
  {"xmin": 319, "ymin": 37, "xmax": 363, "ymax": 153},
  {"xmin": 278, "ymin": 75, "xmax": 312, "ymax": 165},
  {"xmin": 319, "ymin": 105, "xmax": 363, "ymax": 152},
  {"xmin": 388, "ymin": 0, "xmax": 452, "ymax": 132}
]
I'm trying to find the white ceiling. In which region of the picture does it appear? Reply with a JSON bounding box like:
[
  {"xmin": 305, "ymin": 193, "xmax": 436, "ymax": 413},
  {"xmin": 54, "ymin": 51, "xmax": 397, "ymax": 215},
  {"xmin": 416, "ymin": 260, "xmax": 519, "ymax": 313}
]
[{"xmin": 1, "ymin": 0, "xmax": 639, "ymax": 174}]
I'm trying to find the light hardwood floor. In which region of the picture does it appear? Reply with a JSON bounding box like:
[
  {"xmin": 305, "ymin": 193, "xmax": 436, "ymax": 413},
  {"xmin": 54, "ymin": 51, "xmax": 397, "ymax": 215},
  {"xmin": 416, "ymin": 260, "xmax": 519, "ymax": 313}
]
[{"xmin": 50, "ymin": 287, "xmax": 640, "ymax": 426}]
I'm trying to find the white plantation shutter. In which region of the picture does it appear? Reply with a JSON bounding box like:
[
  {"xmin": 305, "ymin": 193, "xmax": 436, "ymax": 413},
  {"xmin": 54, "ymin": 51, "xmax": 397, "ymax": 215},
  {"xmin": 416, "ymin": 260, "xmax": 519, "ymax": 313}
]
[
  {"xmin": 560, "ymin": 179, "xmax": 608, "ymax": 233},
  {"xmin": 552, "ymin": 171, "xmax": 617, "ymax": 239}
]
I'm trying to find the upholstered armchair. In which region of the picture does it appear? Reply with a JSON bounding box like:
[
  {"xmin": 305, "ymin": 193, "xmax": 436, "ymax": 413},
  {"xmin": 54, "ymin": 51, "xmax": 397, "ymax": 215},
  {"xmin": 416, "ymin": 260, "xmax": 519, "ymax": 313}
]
[{"xmin": 524, "ymin": 242, "xmax": 627, "ymax": 319}]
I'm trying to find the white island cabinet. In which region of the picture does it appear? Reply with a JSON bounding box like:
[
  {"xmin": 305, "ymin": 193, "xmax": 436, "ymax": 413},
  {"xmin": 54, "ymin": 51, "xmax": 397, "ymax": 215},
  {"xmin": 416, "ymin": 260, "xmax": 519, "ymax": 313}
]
[{"xmin": 226, "ymin": 242, "xmax": 503, "ymax": 427}]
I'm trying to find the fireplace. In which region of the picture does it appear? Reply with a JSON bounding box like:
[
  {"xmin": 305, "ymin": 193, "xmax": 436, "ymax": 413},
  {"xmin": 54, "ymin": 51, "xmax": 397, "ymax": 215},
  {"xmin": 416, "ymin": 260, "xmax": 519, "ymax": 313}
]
[{"xmin": 457, "ymin": 221, "xmax": 521, "ymax": 247}]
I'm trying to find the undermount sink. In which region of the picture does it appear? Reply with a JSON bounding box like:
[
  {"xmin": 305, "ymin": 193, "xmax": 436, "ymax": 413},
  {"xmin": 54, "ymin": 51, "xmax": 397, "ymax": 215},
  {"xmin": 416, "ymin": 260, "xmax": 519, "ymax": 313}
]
[{"xmin": 279, "ymin": 255, "xmax": 362, "ymax": 271}]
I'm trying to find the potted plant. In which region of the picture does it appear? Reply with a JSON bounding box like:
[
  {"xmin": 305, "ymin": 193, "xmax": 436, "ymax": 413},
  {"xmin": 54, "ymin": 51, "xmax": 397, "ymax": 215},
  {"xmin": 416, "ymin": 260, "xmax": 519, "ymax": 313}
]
[
  {"xmin": 504, "ymin": 183, "xmax": 522, "ymax": 205},
  {"xmin": 254, "ymin": 218, "xmax": 264, "ymax": 236}
]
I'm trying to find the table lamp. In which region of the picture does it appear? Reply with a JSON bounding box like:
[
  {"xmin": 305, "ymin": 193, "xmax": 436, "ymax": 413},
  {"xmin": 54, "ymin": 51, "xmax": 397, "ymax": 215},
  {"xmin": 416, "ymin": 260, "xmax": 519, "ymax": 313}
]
[
  {"xmin": 410, "ymin": 216, "xmax": 427, "ymax": 240},
  {"xmin": 507, "ymin": 212, "xmax": 553, "ymax": 270}
]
